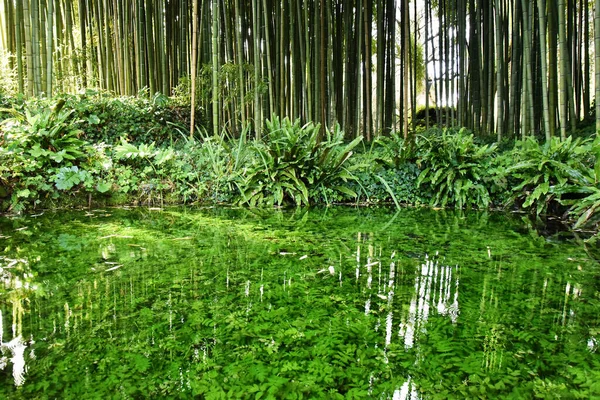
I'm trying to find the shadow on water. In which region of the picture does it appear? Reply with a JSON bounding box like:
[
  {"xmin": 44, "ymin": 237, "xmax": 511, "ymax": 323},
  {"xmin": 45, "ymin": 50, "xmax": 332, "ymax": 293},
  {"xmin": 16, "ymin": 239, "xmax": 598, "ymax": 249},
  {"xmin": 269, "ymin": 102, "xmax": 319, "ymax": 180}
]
[{"xmin": 0, "ymin": 206, "xmax": 599, "ymax": 398}]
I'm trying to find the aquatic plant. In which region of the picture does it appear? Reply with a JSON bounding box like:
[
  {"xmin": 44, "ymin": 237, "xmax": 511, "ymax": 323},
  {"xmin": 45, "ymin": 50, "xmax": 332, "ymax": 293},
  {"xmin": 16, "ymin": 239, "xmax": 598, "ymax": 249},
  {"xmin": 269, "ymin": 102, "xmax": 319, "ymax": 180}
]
[{"xmin": 0, "ymin": 207, "xmax": 598, "ymax": 398}]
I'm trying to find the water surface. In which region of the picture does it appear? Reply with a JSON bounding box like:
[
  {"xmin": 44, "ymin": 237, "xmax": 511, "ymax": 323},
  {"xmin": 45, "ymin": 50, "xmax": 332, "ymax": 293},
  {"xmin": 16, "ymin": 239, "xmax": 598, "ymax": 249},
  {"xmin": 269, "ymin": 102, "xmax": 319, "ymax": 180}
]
[{"xmin": 0, "ymin": 207, "xmax": 599, "ymax": 398}]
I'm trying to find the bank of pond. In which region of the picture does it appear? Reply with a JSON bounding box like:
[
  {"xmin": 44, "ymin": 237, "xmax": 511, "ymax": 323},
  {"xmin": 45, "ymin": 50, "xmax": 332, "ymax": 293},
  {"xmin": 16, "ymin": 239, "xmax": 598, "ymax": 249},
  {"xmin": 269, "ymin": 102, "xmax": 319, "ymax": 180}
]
[{"xmin": 2, "ymin": 96, "xmax": 600, "ymax": 242}]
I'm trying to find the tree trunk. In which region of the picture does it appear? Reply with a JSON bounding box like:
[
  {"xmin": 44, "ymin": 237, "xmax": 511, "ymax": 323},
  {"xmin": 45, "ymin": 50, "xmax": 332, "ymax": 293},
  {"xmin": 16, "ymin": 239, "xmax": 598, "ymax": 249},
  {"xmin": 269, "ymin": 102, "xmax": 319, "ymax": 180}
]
[
  {"xmin": 190, "ymin": 0, "xmax": 198, "ymax": 137},
  {"xmin": 45, "ymin": 0, "xmax": 53, "ymax": 96},
  {"xmin": 402, "ymin": 0, "xmax": 409, "ymax": 137},
  {"xmin": 595, "ymin": 0, "xmax": 600, "ymax": 131},
  {"xmin": 495, "ymin": 0, "xmax": 504, "ymax": 139},
  {"xmin": 469, "ymin": 0, "xmax": 481, "ymax": 131},
  {"xmin": 234, "ymin": 0, "xmax": 246, "ymax": 126},
  {"xmin": 537, "ymin": 0, "xmax": 552, "ymax": 140},
  {"xmin": 522, "ymin": 0, "xmax": 535, "ymax": 136},
  {"xmin": 212, "ymin": 0, "xmax": 220, "ymax": 136},
  {"xmin": 508, "ymin": 0, "xmax": 522, "ymax": 137},
  {"xmin": 558, "ymin": 0, "xmax": 568, "ymax": 139},
  {"xmin": 15, "ymin": 0, "xmax": 24, "ymax": 94},
  {"xmin": 252, "ymin": 0, "xmax": 262, "ymax": 138}
]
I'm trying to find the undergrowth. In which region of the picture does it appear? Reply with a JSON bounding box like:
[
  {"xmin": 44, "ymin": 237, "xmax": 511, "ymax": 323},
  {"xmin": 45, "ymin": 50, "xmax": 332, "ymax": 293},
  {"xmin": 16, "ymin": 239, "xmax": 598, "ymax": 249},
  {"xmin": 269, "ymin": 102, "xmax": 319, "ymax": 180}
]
[{"xmin": 1, "ymin": 94, "xmax": 600, "ymax": 237}]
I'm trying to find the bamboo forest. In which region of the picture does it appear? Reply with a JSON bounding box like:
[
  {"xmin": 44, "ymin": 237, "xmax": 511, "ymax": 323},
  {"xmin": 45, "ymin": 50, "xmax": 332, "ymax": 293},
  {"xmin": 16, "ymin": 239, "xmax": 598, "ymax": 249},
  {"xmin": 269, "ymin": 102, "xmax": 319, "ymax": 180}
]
[
  {"xmin": 0, "ymin": 0, "xmax": 599, "ymax": 139},
  {"xmin": 1, "ymin": 0, "xmax": 600, "ymax": 398}
]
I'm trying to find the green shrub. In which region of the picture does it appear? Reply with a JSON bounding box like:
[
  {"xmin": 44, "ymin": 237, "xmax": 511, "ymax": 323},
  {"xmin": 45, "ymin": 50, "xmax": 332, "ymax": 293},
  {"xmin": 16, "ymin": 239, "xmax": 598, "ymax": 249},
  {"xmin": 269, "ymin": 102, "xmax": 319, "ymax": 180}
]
[
  {"xmin": 350, "ymin": 162, "xmax": 425, "ymax": 206},
  {"xmin": 1, "ymin": 91, "xmax": 202, "ymax": 146},
  {"xmin": 0, "ymin": 92, "xmax": 18, "ymax": 121},
  {"xmin": 237, "ymin": 116, "xmax": 361, "ymax": 206},
  {"xmin": 414, "ymin": 128, "xmax": 496, "ymax": 209},
  {"xmin": 172, "ymin": 132, "xmax": 247, "ymax": 204},
  {"xmin": 353, "ymin": 132, "xmax": 429, "ymax": 207},
  {"xmin": 108, "ymin": 127, "xmax": 254, "ymax": 205},
  {"xmin": 371, "ymin": 131, "xmax": 416, "ymax": 168},
  {"xmin": 0, "ymin": 99, "xmax": 100, "ymax": 211},
  {"xmin": 5, "ymin": 89, "xmax": 600, "ymax": 233},
  {"xmin": 562, "ymin": 135, "xmax": 600, "ymax": 232},
  {"xmin": 500, "ymin": 136, "xmax": 591, "ymax": 216},
  {"xmin": 63, "ymin": 91, "xmax": 198, "ymax": 145},
  {"xmin": 568, "ymin": 186, "xmax": 600, "ymax": 232}
]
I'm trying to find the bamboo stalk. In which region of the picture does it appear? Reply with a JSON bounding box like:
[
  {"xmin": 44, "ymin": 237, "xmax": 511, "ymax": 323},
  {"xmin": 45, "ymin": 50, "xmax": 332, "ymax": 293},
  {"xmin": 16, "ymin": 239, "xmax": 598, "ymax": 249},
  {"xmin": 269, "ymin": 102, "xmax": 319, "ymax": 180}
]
[
  {"xmin": 45, "ymin": 0, "xmax": 53, "ymax": 96},
  {"xmin": 15, "ymin": 0, "xmax": 25, "ymax": 94},
  {"xmin": 190, "ymin": 0, "xmax": 198, "ymax": 137},
  {"xmin": 212, "ymin": 0, "xmax": 219, "ymax": 136}
]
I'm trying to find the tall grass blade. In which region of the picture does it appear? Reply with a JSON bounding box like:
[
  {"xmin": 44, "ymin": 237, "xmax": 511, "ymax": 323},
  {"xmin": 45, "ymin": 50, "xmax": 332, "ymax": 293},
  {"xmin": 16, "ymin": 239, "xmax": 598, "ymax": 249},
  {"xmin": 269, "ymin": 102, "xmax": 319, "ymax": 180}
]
[{"xmin": 376, "ymin": 175, "xmax": 401, "ymax": 210}]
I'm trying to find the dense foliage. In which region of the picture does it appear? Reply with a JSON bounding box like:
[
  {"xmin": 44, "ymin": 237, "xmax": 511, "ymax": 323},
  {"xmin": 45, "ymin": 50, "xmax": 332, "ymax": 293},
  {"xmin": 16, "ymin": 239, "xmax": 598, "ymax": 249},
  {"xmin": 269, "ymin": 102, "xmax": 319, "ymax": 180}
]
[
  {"xmin": 237, "ymin": 117, "xmax": 362, "ymax": 206},
  {"xmin": 2, "ymin": 95, "xmax": 600, "ymax": 237},
  {"xmin": 0, "ymin": 91, "xmax": 199, "ymax": 145},
  {"xmin": 1, "ymin": 0, "xmax": 596, "ymax": 142},
  {"xmin": 414, "ymin": 128, "xmax": 496, "ymax": 209},
  {"xmin": 497, "ymin": 136, "xmax": 592, "ymax": 215}
]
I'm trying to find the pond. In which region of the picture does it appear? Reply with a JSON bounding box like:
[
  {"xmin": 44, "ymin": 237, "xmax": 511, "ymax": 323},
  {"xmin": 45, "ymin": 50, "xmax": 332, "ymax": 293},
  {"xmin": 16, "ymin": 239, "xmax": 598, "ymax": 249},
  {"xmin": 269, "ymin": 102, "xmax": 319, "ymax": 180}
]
[{"xmin": 0, "ymin": 206, "xmax": 599, "ymax": 399}]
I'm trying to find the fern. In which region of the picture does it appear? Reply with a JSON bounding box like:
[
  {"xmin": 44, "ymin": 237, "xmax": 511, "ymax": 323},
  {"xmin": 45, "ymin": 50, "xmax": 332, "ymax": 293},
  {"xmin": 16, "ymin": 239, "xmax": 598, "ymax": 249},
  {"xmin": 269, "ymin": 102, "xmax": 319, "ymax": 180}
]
[
  {"xmin": 415, "ymin": 128, "xmax": 496, "ymax": 209},
  {"xmin": 237, "ymin": 116, "xmax": 361, "ymax": 206},
  {"xmin": 561, "ymin": 134, "xmax": 600, "ymax": 230},
  {"xmin": 502, "ymin": 136, "xmax": 592, "ymax": 216}
]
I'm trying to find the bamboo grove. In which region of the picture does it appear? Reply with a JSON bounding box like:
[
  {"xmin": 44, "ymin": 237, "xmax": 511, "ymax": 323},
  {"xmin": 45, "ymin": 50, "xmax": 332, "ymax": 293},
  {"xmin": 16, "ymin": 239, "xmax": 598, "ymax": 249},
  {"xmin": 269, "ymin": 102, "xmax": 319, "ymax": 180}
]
[{"xmin": 1, "ymin": 0, "xmax": 600, "ymax": 139}]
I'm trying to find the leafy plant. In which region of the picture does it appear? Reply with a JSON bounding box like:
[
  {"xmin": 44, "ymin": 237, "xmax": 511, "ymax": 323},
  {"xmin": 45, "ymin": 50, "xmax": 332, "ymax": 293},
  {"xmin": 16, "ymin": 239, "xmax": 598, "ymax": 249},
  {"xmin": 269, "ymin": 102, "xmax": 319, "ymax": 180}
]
[
  {"xmin": 0, "ymin": 100, "xmax": 96, "ymax": 211},
  {"xmin": 348, "ymin": 159, "xmax": 425, "ymax": 206},
  {"xmin": 64, "ymin": 90, "xmax": 197, "ymax": 146},
  {"xmin": 567, "ymin": 186, "xmax": 600, "ymax": 234},
  {"xmin": 237, "ymin": 116, "xmax": 361, "ymax": 206},
  {"xmin": 562, "ymin": 135, "xmax": 600, "ymax": 232},
  {"xmin": 501, "ymin": 136, "xmax": 591, "ymax": 215},
  {"xmin": 4, "ymin": 99, "xmax": 86, "ymax": 165},
  {"xmin": 114, "ymin": 139, "xmax": 175, "ymax": 172},
  {"xmin": 415, "ymin": 128, "xmax": 496, "ymax": 209},
  {"xmin": 372, "ymin": 131, "xmax": 416, "ymax": 168},
  {"xmin": 53, "ymin": 166, "xmax": 91, "ymax": 190}
]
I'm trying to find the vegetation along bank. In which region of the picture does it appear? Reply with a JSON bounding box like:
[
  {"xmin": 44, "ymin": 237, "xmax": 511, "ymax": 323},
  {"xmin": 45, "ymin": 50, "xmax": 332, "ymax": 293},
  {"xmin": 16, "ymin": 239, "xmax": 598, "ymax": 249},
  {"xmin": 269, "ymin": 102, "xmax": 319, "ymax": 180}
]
[
  {"xmin": 1, "ymin": 93, "xmax": 600, "ymax": 242},
  {"xmin": 2, "ymin": 0, "xmax": 600, "ymax": 240}
]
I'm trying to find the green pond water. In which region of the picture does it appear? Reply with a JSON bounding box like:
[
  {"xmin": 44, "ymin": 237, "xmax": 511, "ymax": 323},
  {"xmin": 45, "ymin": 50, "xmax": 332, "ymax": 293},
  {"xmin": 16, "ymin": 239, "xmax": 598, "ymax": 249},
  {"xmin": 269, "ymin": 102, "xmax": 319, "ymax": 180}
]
[{"xmin": 0, "ymin": 206, "xmax": 599, "ymax": 399}]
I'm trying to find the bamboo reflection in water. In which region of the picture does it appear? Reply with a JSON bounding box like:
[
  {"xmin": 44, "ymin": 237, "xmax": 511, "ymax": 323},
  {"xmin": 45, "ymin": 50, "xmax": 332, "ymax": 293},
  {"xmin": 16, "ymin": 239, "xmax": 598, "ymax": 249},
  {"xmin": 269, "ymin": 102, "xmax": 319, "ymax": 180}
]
[
  {"xmin": 355, "ymin": 233, "xmax": 361, "ymax": 281},
  {"xmin": 399, "ymin": 254, "xmax": 460, "ymax": 349},
  {"xmin": 562, "ymin": 281, "xmax": 582, "ymax": 327},
  {"xmin": 259, "ymin": 267, "xmax": 264, "ymax": 302},
  {"xmin": 558, "ymin": 280, "xmax": 597, "ymax": 353},
  {"xmin": 389, "ymin": 254, "xmax": 459, "ymax": 399},
  {"xmin": 477, "ymin": 271, "xmax": 504, "ymax": 372},
  {"xmin": 392, "ymin": 376, "xmax": 420, "ymax": 400},
  {"xmin": 589, "ymin": 336, "xmax": 598, "ymax": 352},
  {"xmin": 385, "ymin": 252, "xmax": 396, "ymax": 350},
  {"xmin": 354, "ymin": 239, "xmax": 460, "ymax": 350},
  {"xmin": 0, "ymin": 257, "xmax": 39, "ymax": 387}
]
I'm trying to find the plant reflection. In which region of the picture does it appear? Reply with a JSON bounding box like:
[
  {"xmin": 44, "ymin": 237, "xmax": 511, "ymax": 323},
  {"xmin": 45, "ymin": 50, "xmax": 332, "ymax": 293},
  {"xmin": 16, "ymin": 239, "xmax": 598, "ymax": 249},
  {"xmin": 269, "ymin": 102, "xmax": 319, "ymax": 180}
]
[
  {"xmin": 0, "ymin": 207, "xmax": 598, "ymax": 398},
  {"xmin": 0, "ymin": 256, "xmax": 39, "ymax": 387}
]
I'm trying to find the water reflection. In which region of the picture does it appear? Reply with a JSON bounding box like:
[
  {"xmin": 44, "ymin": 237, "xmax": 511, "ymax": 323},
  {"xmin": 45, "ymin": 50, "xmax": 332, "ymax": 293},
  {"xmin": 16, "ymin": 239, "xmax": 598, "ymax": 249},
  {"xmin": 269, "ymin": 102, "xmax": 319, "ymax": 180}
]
[
  {"xmin": 0, "ymin": 334, "xmax": 28, "ymax": 387},
  {"xmin": 393, "ymin": 376, "xmax": 420, "ymax": 400},
  {"xmin": 589, "ymin": 337, "xmax": 598, "ymax": 352},
  {"xmin": 353, "ymin": 237, "xmax": 463, "ymax": 396},
  {"xmin": 0, "ymin": 256, "xmax": 39, "ymax": 387},
  {"xmin": 0, "ymin": 207, "xmax": 598, "ymax": 398},
  {"xmin": 357, "ymin": 245, "xmax": 460, "ymax": 350},
  {"xmin": 405, "ymin": 257, "xmax": 438, "ymax": 350}
]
